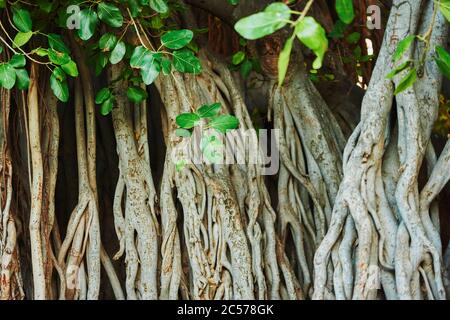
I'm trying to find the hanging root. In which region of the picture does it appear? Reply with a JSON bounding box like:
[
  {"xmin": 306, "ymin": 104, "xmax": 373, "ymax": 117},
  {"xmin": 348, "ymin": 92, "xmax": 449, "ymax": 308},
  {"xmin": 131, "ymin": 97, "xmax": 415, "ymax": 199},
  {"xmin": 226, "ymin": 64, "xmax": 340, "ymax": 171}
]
[
  {"xmin": 109, "ymin": 63, "xmax": 159, "ymax": 300},
  {"xmin": 153, "ymin": 48, "xmax": 311, "ymax": 299},
  {"xmin": 0, "ymin": 87, "xmax": 24, "ymax": 300},
  {"xmin": 156, "ymin": 60, "xmax": 256, "ymax": 300},
  {"xmin": 264, "ymin": 52, "xmax": 346, "ymax": 298},
  {"xmin": 56, "ymin": 79, "xmax": 99, "ymax": 299},
  {"xmin": 27, "ymin": 63, "xmax": 46, "ymax": 299},
  {"xmin": 313, "ymin": 0, "xmax": 449, "ymax": 300}
]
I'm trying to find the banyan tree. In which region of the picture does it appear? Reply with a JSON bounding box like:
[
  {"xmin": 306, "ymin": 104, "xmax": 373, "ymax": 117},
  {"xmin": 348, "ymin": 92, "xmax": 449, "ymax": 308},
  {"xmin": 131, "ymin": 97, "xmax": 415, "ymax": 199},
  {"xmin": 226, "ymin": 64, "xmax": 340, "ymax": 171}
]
[{"xmin": 0, "ymin": 0, "xmax": 449, "ymax": 300}]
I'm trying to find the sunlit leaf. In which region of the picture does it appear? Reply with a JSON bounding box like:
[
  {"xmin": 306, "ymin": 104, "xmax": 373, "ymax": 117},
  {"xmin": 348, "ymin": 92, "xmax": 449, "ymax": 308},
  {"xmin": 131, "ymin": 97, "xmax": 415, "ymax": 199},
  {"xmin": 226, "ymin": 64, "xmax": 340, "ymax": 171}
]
[
  {"xmin": 393, "ymin": 35, "xmax": 415, "ymax": 62},
  {"xmin": 0, "ymin": 64, "xmax": 16, "ymax": 89},
  {"xmin": 335, "ymin": 0, "xmax": 355, "ymax": 24},
  {"xmin": 176, "ymin": 113, "xmax": 201, "ymax": 129},
  {"xmin": 295, "ymin": 17, "xmax": 328, "ymax": 69},
  {"xmin": 173, "ymin": 49, "xmax": 202, "ymax": 74},
  {"xmin": 197, "ymin": 103, "xmax": 221, "ymax": 118},
  {"xmin": 209, "ymin": 115, "xmax": 239, "ymax": 133},
  {"xmin": 394, "ymin": 68, "xmax": 417, "ymax": 95},
  {"xmin": 232, "ymin": 51, "xmax": 246, "ymax": 65},
  {"xmin": 234, "ymin": 3, "xmax": 291, "ymax": 40},
  {"xmin": 78, "ymin": 9, "xmax": 98, "ymax": 41},
  {"xmin": 13, "ymin": 31, "xmax": 33, "ymax": 48},
  {"xmin": 278, "ymin": 36, "xmax": 294, "ymax": 86}
]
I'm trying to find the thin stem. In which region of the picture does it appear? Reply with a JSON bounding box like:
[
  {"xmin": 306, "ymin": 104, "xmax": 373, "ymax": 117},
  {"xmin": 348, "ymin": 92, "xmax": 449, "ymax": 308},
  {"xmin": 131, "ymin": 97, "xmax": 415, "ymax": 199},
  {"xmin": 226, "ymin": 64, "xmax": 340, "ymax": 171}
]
[
  {"xmin": 0, "ymin": 20, "xmax": 49, "ymax": 65},
  {"xmin": 296, "ymin": 0, "xmax": 314, "ymax": 24},
  {"xmin": 0, "ymin": 34, "xmax": 17, "ymax": 54},
  {"xmin": 127, "ymin": 8, "xmax": 151, "ymax": 51}
]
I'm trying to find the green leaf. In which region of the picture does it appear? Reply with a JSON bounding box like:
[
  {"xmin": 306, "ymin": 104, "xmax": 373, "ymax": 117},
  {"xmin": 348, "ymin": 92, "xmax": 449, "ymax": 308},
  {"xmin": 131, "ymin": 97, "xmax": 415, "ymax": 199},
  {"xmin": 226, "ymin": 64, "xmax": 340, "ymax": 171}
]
[
  {"xmin": 234, "ymin": 3, "xmax": 291, "ymax": 40},
  {"xmin": 78, "ymin": 9, "xmax": 98, "ymax": 41},
  {"xmin": 12, "ymin": 8, "xmax": 32, "ymax": 33},
  {"xmin": 33, "ymin": 48, "xmax": 48, "ymax": 56},
  {"xmin": 61, "ymin": 60, "xmax": 79, "ymax": 77},
  {"xmin": 99, "ymin": 33, "xmax": 117, "ymax": 51},
  {"xmin": 140, "ymin": 59, "xmax": 160, "ymax": 85},
  {"xmin": 94, "ymin": 52, "xmax": 108, "ymax": 76},
  {"xmin": 0, "ymin": 64, "xmax": 16, "ymax": 89},
  {"xmin": 9, "ymin": 54, "xmax": 26, "ymax": 68},
  {"xmin": 150, "ymin": 0, "xmax": 169, "ymax": 14},
  {"xmin": 329, "ymin": 20, "xmax": 347, "ymax": 39},
  {"xmin": 127, "ymin": 0, "xmax": 141, "ymax": 17},
  {"xmin": 95, "ymin": 87, "xmax": 111, "ymax": 104},
  {"xmin": 161, "ymin": 58, "xmax": 172, "ymax": 75},
  {"xmin": 278, "ymin": 36, "xmax": 294, "ymax": 86},
  {"xmin": 127, "ymin": 86, "xmax": 148, "ymax": 103},
  {"xmin": 173, "ymin": 49, "xmax": 202, "ymax": 74},
  {"xmin": 197, "ymin": 103, "xmax": 221, "ymax": 118},
  {"xmin": 130, "ymin": 46, "xmax": 153, "ymax": 68},
  {"xmin": 440, "ymin": 0, "xmax": 450, "ymax": 22},
  {"xmin": 209, "ymin": 115, "xmax": 239, "ymax": 133},
  {"xmin": 100, "ymin": 96, "xmax": 114, "ymax": 115},
  {"xmin": 394, "ymin": 68, "xmax": 417, "ymax": 95},
  {"xmin": 240, "ymin": 59, "xmax": 252, "ymax": 78},
  {"xmin": 175, "ymin": 128, "xmax": 191, "ymax": 137},
  {"xmin": 393, "ymin": 35, "xmax": 415, "ymax": 62},
  {"xmin": 176, "ymin": 113, "xmax": 201, "ymax": 129},
  {"xmin": 48, "ymin": 48, "xmax": 71, "ymax": 65},
  {"xmin": 264, "ymin": 2, "xmax": 291, "ymax": 16},
  {"xmin": 335, "ymin": 0, "xmax": 355, "ymax": 24},
  {"xmin": 436, "ymin": 46, "xmax": 450, "ymax": 66},
  {"xmin": 13, "ymin": 31, "xmax": 33, "ymax": 48},
  {"xmin": 0, "ymin": 0, "xmax": 5, "ymax": 8},
  {"xmin": 15, "ymin": 68, "xmax": 30, "ymax": 90},
  {"xmin": 50, "ymin": 67, "xmax": 69, "ymax": 102},
  {"xmin": 186, "ymin": 41, "xmax": 199, "ymax": 54},
  {"xmin": 436, "ymin": 58, "xmax": 450, "ymax": 79},
  {"xmin": 346, "ymin": 32, "xmax": 360, "ymax": 44},
  {"xmin": 295, "ymin": 17, "xmax": 328, "ymax": 69},
  {"xmin": 52, "ymin": 66, "xmax": 66, "ymax": 81},
  {"xmin": 98, "ymin": 2, "xmax": 123, "ymax": 28},
  {"xmin": 435, "ymin": 46, "xmax": 450, "ymax": 79},
  {"xmin": 130, "ymin": 47, "xmax": 161, "ymax": 83},
  {"xmin": 228, "ymin": 0, "xmax": 239, "ymax": 5},
  {"xmin": 161, "ymin": 30, "xmax": 194, "ymax": 50},
  {"xmin": 386, "ymin": 60, "xmax": 411, "ymax": 79},
  {"xmin": 48, "ymin": 33, "xmax": 70, "ymax": 54},
  {"xmin": 110, "ymin": 41, "xmax": 126, "ymax": 64},
  {"xmin": 232, "ymin": 51, "xmax": 246, "ymax": 65}
]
